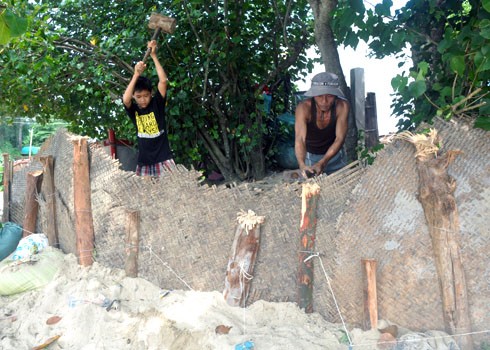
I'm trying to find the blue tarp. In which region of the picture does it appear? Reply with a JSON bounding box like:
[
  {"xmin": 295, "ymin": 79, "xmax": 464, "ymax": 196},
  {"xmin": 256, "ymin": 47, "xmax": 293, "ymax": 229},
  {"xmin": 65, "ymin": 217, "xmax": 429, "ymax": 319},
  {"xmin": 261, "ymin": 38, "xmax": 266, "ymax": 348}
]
[{"xmin": 21, "ymin": 146, "xmax": 40, "ymax": 156}]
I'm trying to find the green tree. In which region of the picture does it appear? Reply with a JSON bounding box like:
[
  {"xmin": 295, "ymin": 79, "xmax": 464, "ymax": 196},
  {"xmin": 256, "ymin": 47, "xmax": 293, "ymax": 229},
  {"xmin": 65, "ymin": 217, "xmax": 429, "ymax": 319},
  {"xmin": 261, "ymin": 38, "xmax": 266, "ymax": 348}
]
[
  {"xmin": 333, "ymin": 0, "xmax": 490, "ymax": 131},
  {"xmin": 0, "ymin": 0, "xmax": 313, "ymax": 181}
]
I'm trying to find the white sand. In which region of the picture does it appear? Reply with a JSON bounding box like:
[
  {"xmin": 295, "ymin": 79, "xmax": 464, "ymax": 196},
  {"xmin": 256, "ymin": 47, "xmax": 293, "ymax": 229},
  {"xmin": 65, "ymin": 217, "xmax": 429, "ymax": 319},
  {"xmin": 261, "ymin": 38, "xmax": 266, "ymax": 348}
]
[{"xmin": 0, "ymin": 248, "xmax": 351, "ymax": 350}]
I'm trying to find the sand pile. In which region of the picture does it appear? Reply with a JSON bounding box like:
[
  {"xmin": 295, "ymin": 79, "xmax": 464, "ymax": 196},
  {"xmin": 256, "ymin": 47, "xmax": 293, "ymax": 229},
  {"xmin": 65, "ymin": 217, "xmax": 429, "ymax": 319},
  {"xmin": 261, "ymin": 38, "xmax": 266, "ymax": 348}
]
[{"xmin": 0, "ymin": 247, "xmax": 462, "ymax": 350}]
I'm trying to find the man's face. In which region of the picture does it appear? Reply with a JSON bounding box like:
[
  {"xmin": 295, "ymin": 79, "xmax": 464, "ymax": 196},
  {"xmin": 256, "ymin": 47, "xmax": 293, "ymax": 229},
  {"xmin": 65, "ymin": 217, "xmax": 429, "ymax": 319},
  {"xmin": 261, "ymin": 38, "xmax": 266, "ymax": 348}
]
[
  {"xmin": 133, "ymin": 89, "xmax": 151, "ymax": 109},
  {"xmin": 313, "ymin": 94, "xmax": 336, "ymax": 112}
]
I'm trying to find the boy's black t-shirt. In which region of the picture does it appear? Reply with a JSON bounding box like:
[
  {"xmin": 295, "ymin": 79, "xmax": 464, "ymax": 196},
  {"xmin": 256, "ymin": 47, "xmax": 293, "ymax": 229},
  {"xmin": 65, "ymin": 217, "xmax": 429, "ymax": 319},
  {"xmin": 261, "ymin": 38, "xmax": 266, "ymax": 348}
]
[{"xmin": 124, "ymin": 89, "xmax": 173, "ymax": 166}]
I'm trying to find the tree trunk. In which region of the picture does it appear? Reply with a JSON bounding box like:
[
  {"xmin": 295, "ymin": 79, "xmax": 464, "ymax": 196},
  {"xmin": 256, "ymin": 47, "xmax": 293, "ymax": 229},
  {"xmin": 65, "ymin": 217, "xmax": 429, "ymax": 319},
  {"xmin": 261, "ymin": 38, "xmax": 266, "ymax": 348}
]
[
  {"xmin": 308, "ymin": 0, "xmax": 358, "ymax": 162},
  {"xmin": 416, "ymin": 151, "xmax": 473, "ymax": 350}
]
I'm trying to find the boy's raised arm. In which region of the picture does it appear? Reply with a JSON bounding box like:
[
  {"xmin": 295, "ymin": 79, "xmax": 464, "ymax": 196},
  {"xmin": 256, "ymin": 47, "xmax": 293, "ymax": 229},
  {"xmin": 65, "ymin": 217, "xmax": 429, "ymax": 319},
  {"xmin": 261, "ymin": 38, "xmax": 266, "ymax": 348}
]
[
  {"xmin": 148, "ymin": 40, "xmax": 168, "ymax": 97},
  {"xmin": 123, "ymin": 61, "xmax": 146, "ymax": 108}
]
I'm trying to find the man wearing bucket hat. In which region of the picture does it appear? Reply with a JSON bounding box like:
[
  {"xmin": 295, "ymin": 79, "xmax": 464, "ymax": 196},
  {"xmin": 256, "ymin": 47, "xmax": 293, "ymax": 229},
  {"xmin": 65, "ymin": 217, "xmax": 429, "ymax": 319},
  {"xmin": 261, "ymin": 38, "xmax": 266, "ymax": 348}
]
[{"xmin": 294, "ymin": 72, "xmax": 349, "ymax": 177}]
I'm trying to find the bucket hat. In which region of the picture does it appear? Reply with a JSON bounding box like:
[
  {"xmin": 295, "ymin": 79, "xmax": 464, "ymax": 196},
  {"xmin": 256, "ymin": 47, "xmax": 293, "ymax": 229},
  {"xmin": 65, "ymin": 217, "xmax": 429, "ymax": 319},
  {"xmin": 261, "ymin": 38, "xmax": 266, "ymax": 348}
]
[{"xmin": 304, "ymin": 72, "xmax": 346, "ymax": 100}]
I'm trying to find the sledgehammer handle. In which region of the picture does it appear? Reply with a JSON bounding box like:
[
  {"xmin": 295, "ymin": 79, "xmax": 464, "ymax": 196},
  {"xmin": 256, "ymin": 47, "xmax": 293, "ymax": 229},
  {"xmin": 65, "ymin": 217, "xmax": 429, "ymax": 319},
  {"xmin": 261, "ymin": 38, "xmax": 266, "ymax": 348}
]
[{"xmin": 142, "ymin": 28, "xmax": 162, "ymax": 63}]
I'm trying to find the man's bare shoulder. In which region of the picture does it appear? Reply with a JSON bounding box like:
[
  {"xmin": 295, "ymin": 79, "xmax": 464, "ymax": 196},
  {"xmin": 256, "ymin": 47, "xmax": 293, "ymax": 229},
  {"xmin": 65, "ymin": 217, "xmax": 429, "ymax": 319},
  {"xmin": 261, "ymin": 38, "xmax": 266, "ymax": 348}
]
[
  {"xmin": 296, "ymin": 98, "xmax": 312, "ymax": 112},
  {"xmin": 336, "ymin": 98, "xmax": 349, "ymax": 115}
]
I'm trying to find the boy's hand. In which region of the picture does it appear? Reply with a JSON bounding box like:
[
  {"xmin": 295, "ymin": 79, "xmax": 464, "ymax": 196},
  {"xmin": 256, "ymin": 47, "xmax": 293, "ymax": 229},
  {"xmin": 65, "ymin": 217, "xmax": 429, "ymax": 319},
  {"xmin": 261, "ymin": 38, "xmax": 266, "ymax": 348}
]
[
  {"xmin": 134, "ymin": 61, "xmax": 146, "ymax": 75},
  {"xmin": 148, "ymin": 40, "xmax": 157, "ymax": 56}
]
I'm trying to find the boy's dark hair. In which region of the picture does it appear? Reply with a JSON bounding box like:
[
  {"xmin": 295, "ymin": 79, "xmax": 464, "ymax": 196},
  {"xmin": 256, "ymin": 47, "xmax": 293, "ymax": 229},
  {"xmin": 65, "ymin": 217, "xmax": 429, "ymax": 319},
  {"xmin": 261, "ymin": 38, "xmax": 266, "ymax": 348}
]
[{"xmin": 134, "ymin": 76, "xmax": 152, "ymax": 93}]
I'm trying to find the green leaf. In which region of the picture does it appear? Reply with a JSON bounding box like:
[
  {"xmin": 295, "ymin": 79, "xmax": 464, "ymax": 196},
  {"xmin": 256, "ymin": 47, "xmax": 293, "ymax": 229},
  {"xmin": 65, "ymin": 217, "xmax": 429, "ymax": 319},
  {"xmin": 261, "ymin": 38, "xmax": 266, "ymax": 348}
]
[
  {"xmin": 474, "ymin": 115, "xmax": 490, "ymax": 130},
  {"xmin": 0, "ymin": 15, "xmax": 9, "ymax": 45},
  {"xmin": 416, "ymin": 61, "xmax": 429, "ymax": 80},
  {"xmin": 3, "ymin": 9, "xmax": 28, "ymax": 37},
  {"xmin": 391, "ymin": 75, "xmax": 408, "ymax": 91},
  {"xmin": 449, "ymin": 55, "xmax": 465, "ymax": 75},
  {"xmin": 408, "ymin": 80, "xmax": 427, "ymax": 98},
  {"xmin": 483, "ymin": 0, "xmax": 490, "ymax": 13}
]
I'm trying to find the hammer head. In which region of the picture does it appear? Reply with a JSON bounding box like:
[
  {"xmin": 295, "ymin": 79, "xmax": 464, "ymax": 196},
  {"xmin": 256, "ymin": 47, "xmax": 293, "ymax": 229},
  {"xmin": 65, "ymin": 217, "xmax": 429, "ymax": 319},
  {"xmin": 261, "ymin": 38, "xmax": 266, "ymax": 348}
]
[{"xmin": 148, "ymin": 12, "xmax": 176, "ymax": 34}]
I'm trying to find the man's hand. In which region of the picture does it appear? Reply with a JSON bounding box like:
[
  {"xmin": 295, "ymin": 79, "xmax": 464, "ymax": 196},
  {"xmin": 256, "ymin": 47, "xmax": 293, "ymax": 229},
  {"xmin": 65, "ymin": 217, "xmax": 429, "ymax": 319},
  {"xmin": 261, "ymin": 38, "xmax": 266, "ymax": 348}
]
[
  {"xmin": 300, "ymin": 164, "xmax": 321, "ymax": 179},
  {"xmin": 134, "ymin": 61, "xmax": 146, "ymax": 75},
  {"xmin": 148, "ymin": 40, "xmax": 157, "ymax": 57}
]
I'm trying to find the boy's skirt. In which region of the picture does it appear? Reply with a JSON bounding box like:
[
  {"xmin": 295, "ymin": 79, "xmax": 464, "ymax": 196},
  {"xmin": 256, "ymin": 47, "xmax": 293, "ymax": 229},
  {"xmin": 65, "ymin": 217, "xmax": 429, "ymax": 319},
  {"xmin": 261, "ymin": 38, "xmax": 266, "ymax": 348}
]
[{"xmin": 135, "ymin": 159, "xmax": 176, "ymax": 177}]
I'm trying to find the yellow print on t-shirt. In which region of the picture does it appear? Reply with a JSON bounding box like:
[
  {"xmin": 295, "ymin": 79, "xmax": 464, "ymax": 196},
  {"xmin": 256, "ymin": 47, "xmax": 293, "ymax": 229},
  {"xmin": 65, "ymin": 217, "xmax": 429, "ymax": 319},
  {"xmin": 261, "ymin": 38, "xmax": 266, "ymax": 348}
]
[{"xmin": 135, "ymin": 112, "xmax": 160, "ymax": 137}]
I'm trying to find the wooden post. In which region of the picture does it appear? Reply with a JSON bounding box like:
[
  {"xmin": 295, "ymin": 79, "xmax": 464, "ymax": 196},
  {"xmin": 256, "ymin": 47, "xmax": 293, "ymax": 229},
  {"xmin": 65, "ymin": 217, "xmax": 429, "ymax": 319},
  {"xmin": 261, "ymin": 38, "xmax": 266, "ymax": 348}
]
[
  {"xmin": 350, "ymin": 68, "xmax": 366, "ymax": 131},
  {"xmin": 125, "ymin": 209, "xmax": 140, "ymax": 277},
  {"xmin": 362, "ymin": 258, "xmax": 378, "ymax": 330},
  {"xmin": 417, "ymin": 151, "xmax": 473, "ymax": 349},
  {"xmin": 73, "ymin": 138, "xmax": 95, "ymax": 266},
  {"xmin": 398, "ymin": 129, "xmax": 473, "ymax": 349},
  {"xmin": 2, "ymin": 153, "xmax": 10, "ymax": 222},
  {"xmin": 40, "ymin": 156, "xmax": 58, "ymax": 247},
  {"xmin": 22, "ymin": 170, "xmax": 43, "ymax": 237},
  {"xmin": 224, "ymin": 210, "xmax": 264, "ymax": 307},
  {"xmin": 298, "ymin": 183, "xmax": 321, "ymax": 313},
  {"xmin": 365, "ymin": 92, "xmax": 379, "ymax": 149}
]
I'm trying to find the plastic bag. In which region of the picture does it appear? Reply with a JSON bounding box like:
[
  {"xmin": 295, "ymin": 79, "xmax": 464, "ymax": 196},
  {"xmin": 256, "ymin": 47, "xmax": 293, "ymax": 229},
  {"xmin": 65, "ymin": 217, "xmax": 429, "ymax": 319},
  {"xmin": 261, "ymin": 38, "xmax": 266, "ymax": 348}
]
[{"xmin": 11, "ymin": 233, "xmax": 49, "ymax": 260}]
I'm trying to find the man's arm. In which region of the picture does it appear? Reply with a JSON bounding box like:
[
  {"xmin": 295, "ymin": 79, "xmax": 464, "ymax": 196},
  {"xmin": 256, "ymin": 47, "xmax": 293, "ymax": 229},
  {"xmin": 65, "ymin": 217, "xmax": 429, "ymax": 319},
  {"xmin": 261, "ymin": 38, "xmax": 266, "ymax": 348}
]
[
  {"xmin": 148, "ymin": 40, "xmax": 168, "ymax": 97},
  {"xmin": 313, "ymin": 99, "xmax": 349, "ymax": 173},
  {"xmin": 294, "ymin": 101, "xmax": 310, "ymax": 174},
  {"xmin": 123, "ymin": 61, "xmax": 146, "ymax": 108}
]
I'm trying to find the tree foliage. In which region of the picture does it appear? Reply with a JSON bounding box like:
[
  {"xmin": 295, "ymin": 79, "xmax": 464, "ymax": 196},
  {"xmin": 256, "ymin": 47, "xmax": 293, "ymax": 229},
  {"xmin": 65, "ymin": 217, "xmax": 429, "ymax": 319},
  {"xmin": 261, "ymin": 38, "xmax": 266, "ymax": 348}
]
[
  {"xmin": 0, "ymin": 0, "xmax": 313, "ymax": 181},
  {"xmin": 333, "ymin": 0, "xmax": 490, "ymax": 131}
]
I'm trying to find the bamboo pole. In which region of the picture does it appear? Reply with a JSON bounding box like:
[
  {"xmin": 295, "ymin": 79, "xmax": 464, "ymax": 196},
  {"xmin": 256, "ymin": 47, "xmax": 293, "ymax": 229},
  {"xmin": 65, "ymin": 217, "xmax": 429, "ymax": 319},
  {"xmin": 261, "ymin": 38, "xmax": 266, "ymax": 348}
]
[
  {"xmin": 224, "ymin": 210, "xmax": 264, "ymax": 307},
  {"xmin": 22, "ymin": 170, "xmax": 43, "ymax": 237},
  {"xmin": 2, "ymin": 153, "xmax": 10, "ymax": 222},
  {"xmin": 362, "ymin": 258, "xmax": 378, "ymax": 330},
  {"xmin": 73, "ymin": 138, "xmax": 95, "ymax": 266},
  {"xmin": 298, "ymin": 183, "xmax": 321, "ymax": 313},
  {"xmin": 40, "ymin": 156, "xmax": 58, "ymax": 247},
  {"xmin": 125, "ymin": 209, "xmax": 140, "ymax": 277}
]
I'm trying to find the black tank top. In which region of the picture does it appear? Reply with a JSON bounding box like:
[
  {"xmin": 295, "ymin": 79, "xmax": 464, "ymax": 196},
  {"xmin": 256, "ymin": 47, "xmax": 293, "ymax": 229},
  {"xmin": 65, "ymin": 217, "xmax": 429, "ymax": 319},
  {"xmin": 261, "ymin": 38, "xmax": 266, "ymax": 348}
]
[{"xmin": 306, "ymin": 98, "xmax": 337, "ymax": 154}]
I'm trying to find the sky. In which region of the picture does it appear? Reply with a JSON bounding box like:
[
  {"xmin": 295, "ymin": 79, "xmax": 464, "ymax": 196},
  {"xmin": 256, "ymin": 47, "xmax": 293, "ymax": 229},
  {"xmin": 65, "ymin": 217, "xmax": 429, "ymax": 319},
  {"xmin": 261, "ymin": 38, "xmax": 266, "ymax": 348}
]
[{"xmin": 296, "ymin": 0, "xmax": 409, "ymax": 135}]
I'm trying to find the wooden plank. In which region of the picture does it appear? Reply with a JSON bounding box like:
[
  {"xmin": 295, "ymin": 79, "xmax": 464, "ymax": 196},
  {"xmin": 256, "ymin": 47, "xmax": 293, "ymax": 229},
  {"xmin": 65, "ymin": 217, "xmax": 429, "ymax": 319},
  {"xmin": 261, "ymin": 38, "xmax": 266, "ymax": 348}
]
[
  {"xmin": 73, "ymin": 138, "xmax": 95, "ymax": 266},
  {"xmin": 22, "ymin": 170, "xmax": 43, "ymax": 237},
  {"xmin": 365, "ymin": 92, "xmax": 379, "ymax": 149},
  {"xmin": 40, "ymin": 156, "xmax": 58, "ymax": 247},
  {"xmin": 2, "ymin": 153, "xmax": 10, "ymax": 222},
  {"xmin": 297, "ymin": 183, "xmax": 321, "ymax": 313},
  {"xmin": 362, "ymin": 258, "xmax": 378, "ymax": 330},
  {"xmin": 224, "ymin": 210, "xmax": 264, "ymax": 307},
  {"xmin": 125, "ymin": 209, "xmax": 140, "ymax": 277}
]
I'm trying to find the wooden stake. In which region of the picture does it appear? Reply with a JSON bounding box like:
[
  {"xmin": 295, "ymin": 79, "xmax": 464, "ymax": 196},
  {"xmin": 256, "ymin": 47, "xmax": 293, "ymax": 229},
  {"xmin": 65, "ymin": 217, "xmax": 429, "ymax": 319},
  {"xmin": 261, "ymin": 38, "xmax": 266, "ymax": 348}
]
[
  {"xmin": 73, "ymin": 138, "xmax": 95, "ymax": 266},
  {"xmin": 125, "ymin": 209, "xmax": 140, "ymax": 277},
  {"xmin": 40, "ymin": 156, "xmax": 58, "ymax": 247},
  {"xmin": 2, "ymin": 153, "xmax": 10, "ymax": 222},
  {"xmin": 416, "ymin": 151, "xmax": 473, "ymax": 349},
  {"xmin": 22, "ymin": 170, "xmax": 43, "ymax": 237},
  {"xmin": 298, "ymin": 183, "xmax": 321, "ymax": 313},
  {"xmin": 362, "ymin": 258, "xmax": 378, "ymax": 330},
  {"xmin": 365, "ymin": 92, "xmax": 379, "ymax": 149},
  {"xmin": 224, "ymin": 210, "xmax": 264, "ymax": 307}
]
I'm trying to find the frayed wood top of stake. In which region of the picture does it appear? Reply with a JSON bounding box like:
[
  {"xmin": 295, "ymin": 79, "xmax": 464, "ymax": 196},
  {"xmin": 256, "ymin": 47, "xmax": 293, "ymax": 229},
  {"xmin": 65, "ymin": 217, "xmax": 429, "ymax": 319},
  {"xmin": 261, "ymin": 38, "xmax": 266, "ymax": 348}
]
[{"xmin": 237, "ymin": 209, "xmax": 265, "ymax": 230}]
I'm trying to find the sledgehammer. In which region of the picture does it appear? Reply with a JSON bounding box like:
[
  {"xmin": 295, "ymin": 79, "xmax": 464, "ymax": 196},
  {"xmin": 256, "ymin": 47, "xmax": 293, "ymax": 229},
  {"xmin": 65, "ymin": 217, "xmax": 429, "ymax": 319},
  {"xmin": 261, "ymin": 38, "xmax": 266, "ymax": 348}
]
[{"xmin": 142, "ymin": 12, "xmax": 177, "ymax": 63}]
